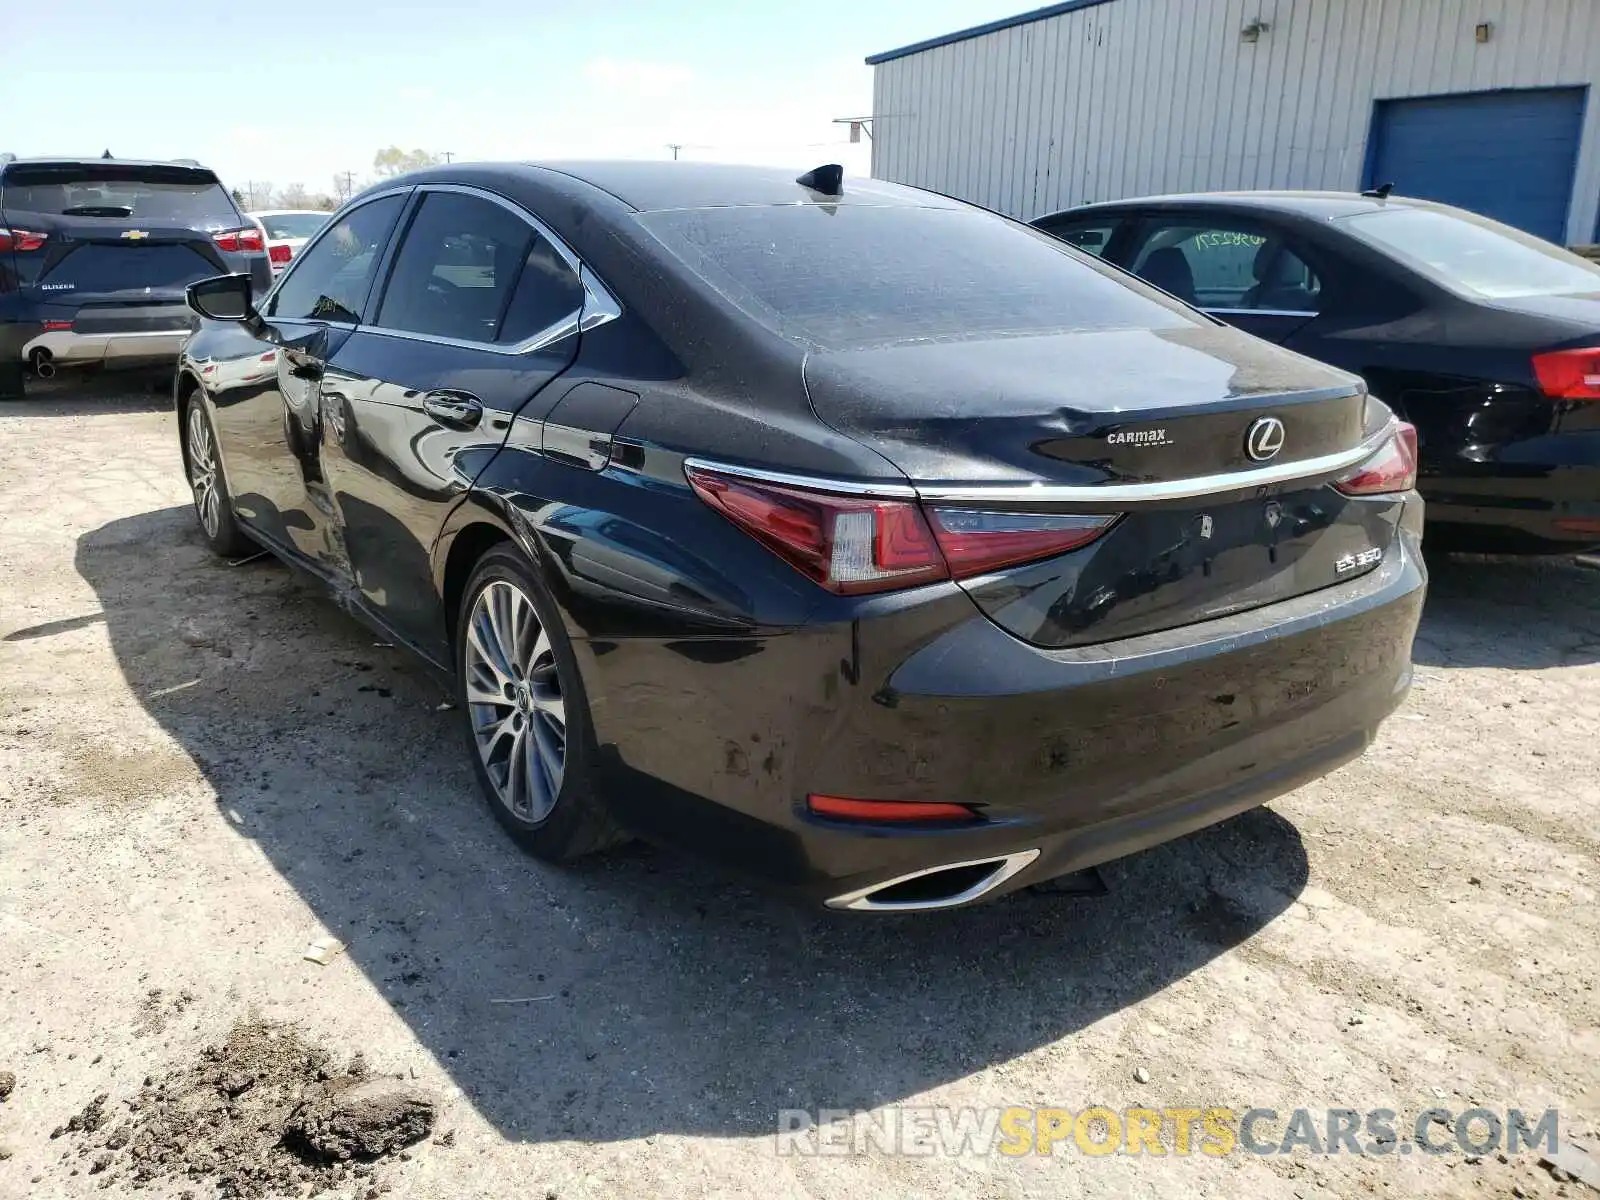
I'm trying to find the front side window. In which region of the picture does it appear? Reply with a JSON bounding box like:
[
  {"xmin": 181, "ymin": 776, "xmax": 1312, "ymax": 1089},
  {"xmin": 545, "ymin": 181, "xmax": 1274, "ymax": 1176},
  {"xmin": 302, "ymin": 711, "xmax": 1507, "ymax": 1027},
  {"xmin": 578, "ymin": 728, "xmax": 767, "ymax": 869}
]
[
  {"xmin": 1129, "ymin": 221, "xmax": 1321, "ymax": 313},
  {"xmin": 375, "ymin": 191, "xmax": 582, "ymax": 344},
  {"xmin": 1036, "ymin": 217, "xmax": 1120, "ymax": 258},
  {"xmin": 268, "ymin": 194, "xmax": 404, "ymax": 323}
]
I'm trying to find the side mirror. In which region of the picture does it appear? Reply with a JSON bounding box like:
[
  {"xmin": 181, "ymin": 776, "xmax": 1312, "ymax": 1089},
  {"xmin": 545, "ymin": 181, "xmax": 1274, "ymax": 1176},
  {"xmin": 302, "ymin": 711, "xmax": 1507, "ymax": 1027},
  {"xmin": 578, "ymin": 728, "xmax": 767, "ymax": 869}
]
[{"xmin": 187, "ymin": 273, "xmax": 255, "ymax": 322}]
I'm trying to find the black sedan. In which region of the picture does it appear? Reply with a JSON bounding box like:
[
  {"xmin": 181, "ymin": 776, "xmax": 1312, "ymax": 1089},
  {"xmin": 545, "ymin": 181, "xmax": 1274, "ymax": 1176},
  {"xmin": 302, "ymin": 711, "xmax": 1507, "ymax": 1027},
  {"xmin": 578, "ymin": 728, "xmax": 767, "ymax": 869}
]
[
  {"xmin": 176, "ymin": 162, "xmax": 1425, "ymax": 912},
  {"xmin": 1033, "ymin": 192, "xmax": 1600, "ymax": 553}
]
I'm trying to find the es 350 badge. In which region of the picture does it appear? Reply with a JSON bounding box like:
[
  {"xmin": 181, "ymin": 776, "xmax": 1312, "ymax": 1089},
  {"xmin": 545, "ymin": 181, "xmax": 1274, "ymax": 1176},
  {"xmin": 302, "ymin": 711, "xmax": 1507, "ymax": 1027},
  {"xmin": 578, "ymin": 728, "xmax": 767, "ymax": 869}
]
[{"xmin": 1335, "ymin": 547, "xmax": 1383, "ymax": 575}]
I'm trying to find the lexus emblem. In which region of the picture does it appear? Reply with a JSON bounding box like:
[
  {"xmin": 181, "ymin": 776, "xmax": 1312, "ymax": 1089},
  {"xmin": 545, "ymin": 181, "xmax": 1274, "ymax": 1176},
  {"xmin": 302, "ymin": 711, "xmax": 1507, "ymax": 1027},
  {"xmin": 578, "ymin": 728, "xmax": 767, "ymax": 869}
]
[{"xmin": 1245, "ymin": 416, "xmax": 1286, "ymax": 462}]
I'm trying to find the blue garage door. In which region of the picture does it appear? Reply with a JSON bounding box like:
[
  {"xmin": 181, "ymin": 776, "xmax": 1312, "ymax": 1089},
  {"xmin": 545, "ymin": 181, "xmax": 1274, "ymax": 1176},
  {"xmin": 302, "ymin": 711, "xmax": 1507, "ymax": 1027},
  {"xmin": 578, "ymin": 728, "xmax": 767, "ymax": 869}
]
[{"xmin": 1366, "ymin": 87, "xmax": 1586, "ymax": 243}]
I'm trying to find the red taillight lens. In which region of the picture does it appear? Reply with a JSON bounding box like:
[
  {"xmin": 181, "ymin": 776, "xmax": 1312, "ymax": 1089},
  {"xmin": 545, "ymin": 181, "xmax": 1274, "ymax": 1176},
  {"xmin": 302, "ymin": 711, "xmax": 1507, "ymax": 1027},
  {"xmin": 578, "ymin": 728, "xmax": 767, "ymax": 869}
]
[
  {"xmin": 685, "ymin": 467, "xmax": 947, "ymax": 594},
  {"xmin": 213, "ymin": 227, "xmax": 264, "ymax": 254},
  {"xmin": 1335, "ymin": 422, "xmax": 1419, "ymax": 496},
  {"xmin": 41, "ymin": 319, "xmax": 73, "ymax": 331},
  {"xmin": 926, "ymin": 508, "xmax": 1118, "ymax": 577},
  {"xmin": 1533, "ymin": 347, "xmax": 1600, "ymax": 400},
  {"xmin": 686, "ymin": 465, "xmax": 1119, "ymax": 595},
  {"xmin": 269, "ymin": 243, "xmax": 292, "ymax": 264},
  {"xmin": 807, "ymin": 795, "xmax": 978, "ymax": 823},
  {"xmin": 0, "ymin": 228, "xmax": 47, "ymax": 252}
]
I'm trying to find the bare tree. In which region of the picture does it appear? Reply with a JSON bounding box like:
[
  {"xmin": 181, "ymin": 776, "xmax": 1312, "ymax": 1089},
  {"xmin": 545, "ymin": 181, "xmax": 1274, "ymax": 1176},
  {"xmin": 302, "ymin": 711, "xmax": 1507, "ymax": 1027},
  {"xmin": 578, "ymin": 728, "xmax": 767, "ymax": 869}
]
[
  {"xmin": 332, "ymin": 172, "xmax": 356, "ymax": 203},
  {"xmin": 372, "ymin": 146, "xmax": 442, "ymax": 177},
  {"xmin": 276, "ymin": 182, "xmax": 313, "ymax": 209}
]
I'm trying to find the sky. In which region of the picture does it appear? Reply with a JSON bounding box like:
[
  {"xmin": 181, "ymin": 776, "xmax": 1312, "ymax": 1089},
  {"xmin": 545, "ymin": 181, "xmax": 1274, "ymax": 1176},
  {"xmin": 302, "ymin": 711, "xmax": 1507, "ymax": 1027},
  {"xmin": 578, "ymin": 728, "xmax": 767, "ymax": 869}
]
[{"xmin": 3, "ymin": 1, "xmax": 1018, "ymax": 202}]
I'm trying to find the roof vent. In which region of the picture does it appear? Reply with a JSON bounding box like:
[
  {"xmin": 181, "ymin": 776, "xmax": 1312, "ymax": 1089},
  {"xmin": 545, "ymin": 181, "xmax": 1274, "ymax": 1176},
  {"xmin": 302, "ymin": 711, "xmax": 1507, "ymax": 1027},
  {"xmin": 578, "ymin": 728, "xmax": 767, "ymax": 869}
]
[{"xmin": 796, "ymin": 163, "xmax": 843, "ymax": 197}]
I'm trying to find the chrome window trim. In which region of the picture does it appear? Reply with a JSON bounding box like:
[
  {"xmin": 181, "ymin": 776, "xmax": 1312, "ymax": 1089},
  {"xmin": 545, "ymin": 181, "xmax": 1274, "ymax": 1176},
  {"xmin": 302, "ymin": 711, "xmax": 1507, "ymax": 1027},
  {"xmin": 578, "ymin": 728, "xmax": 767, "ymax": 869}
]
[
  {"xmin": 1206, "ymin": 306, "xmax": 1320, "ymax": 319},
  {"xmin": 681, "ymin": 457, "xmax": 918, "ymax": 499},
  {"xmin": 256, "ymin": 185, "xmax": 414, "ymax": 323},
  {"xmin": 353, "ymin": 182, "xmax": 622, "ymax": 356},
  {"xmin": 688, "ymin": 426, "xmax": 1388, "ymax": 507}
]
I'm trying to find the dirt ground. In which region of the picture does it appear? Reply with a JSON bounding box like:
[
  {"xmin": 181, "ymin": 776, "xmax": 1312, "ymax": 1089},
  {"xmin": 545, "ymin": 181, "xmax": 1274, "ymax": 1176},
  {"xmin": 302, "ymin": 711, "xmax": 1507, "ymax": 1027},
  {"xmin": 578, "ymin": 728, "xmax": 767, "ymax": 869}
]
[{"xmin": 1, "ymin": 382, "xmax": 1597, "ymax": 1200}]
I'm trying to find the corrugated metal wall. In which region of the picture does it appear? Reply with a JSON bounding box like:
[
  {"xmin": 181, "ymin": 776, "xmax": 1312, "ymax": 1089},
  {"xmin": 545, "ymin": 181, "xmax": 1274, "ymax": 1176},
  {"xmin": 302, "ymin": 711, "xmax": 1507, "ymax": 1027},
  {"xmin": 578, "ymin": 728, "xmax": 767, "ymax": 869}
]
[{"xmin": 870, "ymin": 0, "xmax": 1600, "ymax": 244}]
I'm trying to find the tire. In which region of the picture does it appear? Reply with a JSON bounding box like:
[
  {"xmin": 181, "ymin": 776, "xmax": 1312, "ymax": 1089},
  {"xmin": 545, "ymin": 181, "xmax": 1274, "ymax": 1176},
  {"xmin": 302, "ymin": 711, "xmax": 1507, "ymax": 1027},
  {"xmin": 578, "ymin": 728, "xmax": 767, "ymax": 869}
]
[
  {"xmin": 455, "ymin": 545, "xmax": 624, "ymax": 862},
  {"xmin": 0, "ymin": 362, "xmax": 24, "ymax": 402},
  {"xmin": 182, "ymin": 395, "xmax": 255, "ymax": 558}
]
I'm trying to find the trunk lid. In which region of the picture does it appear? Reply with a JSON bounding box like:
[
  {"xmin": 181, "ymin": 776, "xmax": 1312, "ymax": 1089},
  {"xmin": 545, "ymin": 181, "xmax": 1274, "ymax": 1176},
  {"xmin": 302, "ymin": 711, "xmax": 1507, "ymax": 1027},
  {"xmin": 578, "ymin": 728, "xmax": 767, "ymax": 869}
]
[
  {"xmin": 1, "ymin": 213, "xmax": 232, "ymax": 306},
  {"xmin": 804, "ymin": 324, "xmax": 1400, "ymax": 648},
  {"xmin": 803, "ymin": 323, "xmax": 1367, "ymax": 485}
]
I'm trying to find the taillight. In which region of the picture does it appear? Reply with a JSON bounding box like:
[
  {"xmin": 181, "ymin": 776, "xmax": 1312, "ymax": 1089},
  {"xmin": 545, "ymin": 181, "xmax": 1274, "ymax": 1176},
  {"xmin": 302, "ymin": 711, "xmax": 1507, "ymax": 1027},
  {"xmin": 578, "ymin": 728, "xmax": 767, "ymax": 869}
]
[
  {"xmin": 1335, "ymin": 422, "xmax": 1419, "ymax": 496},
  {"xmin": 213, "ymin": 226, "xmax": 265, "ymax": 254},
  {"xmin": 0, "ymin": 228, "xmax": 47, "ymax": 252},
  {"xmin": 1533, "ymin": 347, "xmax": 1600, "ymax": 400},
  {"xmin": 925, "ymin": 508, "xmax": 1118, "ymax": 577},
  {"xmin": 268, "ymin": 243, "xmax": 293, "ymax": 264},
  {"xmin": 685, "ymin": 465, "xmax": 1119, "ymax": 595},
  {"xmin": 686, "ymin": 467, "xmax": 947, "ymax": 594}
]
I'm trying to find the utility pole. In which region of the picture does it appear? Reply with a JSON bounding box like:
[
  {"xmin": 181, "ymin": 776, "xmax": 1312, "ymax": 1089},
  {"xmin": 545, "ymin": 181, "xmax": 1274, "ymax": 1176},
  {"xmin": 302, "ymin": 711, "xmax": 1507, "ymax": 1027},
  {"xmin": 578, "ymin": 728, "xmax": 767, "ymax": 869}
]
[
  {"xmin": 666, "ymin": 143, "xmax": 682, "ymax": 161},
  {"xmin": 442, "ymin": 151, "xmax": 454, "ymax": 163},
  {"xmin": 334, "ymin": 171, "xmax": 355, "ymax": 202}
]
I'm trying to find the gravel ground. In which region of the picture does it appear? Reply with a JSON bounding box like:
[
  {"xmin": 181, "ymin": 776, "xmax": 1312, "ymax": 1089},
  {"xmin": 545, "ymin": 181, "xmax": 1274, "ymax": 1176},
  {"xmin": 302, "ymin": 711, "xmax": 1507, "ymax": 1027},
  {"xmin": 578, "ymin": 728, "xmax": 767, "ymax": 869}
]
[{"xmin": 1, "ymin": 383, "xmax": 1597, "ymax": 1199}]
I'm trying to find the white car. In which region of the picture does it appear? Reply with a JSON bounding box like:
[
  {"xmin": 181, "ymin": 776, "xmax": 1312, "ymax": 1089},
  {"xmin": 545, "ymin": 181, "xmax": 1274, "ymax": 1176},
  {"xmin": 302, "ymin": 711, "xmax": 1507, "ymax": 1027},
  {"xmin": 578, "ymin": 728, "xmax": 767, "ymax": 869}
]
[{"xmin": 248, "ymin": 209, "xmax": 331, "ymax": 276}]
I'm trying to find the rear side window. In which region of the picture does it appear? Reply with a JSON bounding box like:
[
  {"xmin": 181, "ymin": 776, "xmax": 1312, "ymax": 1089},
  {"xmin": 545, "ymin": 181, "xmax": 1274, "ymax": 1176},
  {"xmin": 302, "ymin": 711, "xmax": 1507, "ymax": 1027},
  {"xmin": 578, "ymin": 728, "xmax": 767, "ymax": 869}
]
[
  {"xmin": 268, "ymin": 195, "xmax": 404, "ymax": 324},
  {"xmin": 636, "ymin": 204, "xmax": 1196, "ymax": 351},
  {"xmin": 1338, "ymin": 206, "xmax": 1600, "ymax": 299},
  {"xmin": 376, "ymin": 191, "xmax": 582, "ymax": 345},
  {"xmin": 0, "ymin": 164, "xmax": 241, "ymax": 228}
]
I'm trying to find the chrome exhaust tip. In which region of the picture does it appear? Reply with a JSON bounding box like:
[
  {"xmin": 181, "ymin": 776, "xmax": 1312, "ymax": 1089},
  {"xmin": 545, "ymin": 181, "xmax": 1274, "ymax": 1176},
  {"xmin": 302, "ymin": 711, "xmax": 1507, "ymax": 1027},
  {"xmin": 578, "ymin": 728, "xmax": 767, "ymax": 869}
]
[
  {"xmin": 29, "ymin": 349, "xmax": 55, "ymax": 379},
  {"xmin": 825, "ymin": 849, "xmax": 1040, "ymax": 912}
]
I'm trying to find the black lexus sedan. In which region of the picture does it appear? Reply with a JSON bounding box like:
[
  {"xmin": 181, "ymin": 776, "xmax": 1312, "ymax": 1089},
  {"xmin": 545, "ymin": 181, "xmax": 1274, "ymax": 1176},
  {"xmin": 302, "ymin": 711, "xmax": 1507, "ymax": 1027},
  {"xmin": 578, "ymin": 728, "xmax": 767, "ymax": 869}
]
[
  {"xmin": 1032, "ymin": 192, "xmax": 1600, "ymax": 553},
  {"xmin": 175, "ymin": 162, "xmax": 1425, "ymax": 912}
]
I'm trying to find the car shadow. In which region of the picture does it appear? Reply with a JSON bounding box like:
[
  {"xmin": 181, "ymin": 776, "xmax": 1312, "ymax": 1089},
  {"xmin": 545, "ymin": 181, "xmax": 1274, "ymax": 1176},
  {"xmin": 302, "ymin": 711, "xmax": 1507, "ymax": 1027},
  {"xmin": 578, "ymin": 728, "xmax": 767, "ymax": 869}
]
[
  {"xmin": 1411, "ymin": 552, "xmax": 1600, "ymax": 670},
  {"xmin": 2, "ymin": 373, "xmax": 173, "ymax": 417},
  {"xmin": 77, "ymin": 505, "xmax": 1309, "ymax": 1144}
]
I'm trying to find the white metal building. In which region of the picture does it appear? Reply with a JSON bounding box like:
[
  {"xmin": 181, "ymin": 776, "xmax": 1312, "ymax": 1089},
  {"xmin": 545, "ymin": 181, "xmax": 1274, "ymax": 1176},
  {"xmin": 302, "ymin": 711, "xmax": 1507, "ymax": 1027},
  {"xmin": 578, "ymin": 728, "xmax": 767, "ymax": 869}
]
[{"xmin": 867, "ymin": 0, "xmax": 1600, "ymax": 245}]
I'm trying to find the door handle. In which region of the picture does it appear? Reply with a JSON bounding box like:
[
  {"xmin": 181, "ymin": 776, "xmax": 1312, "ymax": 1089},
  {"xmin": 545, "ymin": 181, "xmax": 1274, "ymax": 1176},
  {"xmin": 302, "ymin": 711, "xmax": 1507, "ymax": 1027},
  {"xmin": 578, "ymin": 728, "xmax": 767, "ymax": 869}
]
[{"xmin": 422, "ymin": 392, "xmax": 483, "ymax": 429}]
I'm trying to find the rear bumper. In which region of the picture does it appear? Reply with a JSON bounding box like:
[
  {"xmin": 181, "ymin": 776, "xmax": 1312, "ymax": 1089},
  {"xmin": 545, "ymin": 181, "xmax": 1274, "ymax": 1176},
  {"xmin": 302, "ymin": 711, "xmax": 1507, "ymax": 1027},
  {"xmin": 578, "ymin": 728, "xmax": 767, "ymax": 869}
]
[
  {"xmin": 579, "ymin": 514, "xmax": 1427, "ymax": 911},
  {"xmin": 1422, "ymin": 437, "xmax": 1600, "ymax": 551},
  {"xmin": 21, "ymin": 326, "xmax": 189, "ymax": 367}
]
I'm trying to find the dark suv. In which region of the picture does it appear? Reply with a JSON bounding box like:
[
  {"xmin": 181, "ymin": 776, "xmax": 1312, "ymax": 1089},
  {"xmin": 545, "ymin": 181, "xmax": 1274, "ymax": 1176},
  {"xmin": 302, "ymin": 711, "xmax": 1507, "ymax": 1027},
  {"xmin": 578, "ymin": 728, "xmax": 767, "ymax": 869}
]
[{"xmin": 0, "ymin": 156, "xmax": 271, "ymax": 399}]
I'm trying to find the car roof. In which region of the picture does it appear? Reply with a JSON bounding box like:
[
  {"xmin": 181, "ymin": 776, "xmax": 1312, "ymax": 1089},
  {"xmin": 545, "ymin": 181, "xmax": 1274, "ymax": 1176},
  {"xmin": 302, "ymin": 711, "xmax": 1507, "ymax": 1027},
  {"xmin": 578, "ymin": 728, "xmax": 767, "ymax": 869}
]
[
  {"xmin": 248, "ymin": 208, "xmax": 327, "ymax": 216},
  {"xmin": 385, "ymin": 160, "xmax": 961, "ymax": 214},
  {"xmin": 1053, "ymin": 190, "xmax": 1456, "ymax": 222}
]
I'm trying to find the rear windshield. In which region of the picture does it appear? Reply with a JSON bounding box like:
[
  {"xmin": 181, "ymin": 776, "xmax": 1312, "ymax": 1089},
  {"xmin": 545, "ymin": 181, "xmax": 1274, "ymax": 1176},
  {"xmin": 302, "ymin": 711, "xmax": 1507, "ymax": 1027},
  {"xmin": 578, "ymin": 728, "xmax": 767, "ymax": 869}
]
[
  {"xmin": 0, "ymin": 164, "xmax": 240, "ymax": 228},
  {"xmin": 254, "ymin": 212, "xmax": 329, "ymax": 239},
  {"xmin": 1338, "ymin": 207, "xmax": 1600, "ymax": 299},
  {"xmin": 634, "ymin": 204, "xmax": 1198, "ymax": 350}
]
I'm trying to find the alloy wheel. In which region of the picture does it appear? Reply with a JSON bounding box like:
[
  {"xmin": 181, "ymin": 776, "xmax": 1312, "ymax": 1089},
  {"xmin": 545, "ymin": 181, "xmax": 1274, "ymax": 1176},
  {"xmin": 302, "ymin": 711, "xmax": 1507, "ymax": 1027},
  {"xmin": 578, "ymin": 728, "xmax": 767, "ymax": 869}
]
[
  {"xmin": 464, "ymin": 579, "xmax": 567, "ymax": 822},
  {"xmin": 186, "ymin": 406, "xmax": 221, "ymax": 539}
]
